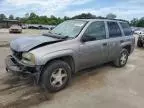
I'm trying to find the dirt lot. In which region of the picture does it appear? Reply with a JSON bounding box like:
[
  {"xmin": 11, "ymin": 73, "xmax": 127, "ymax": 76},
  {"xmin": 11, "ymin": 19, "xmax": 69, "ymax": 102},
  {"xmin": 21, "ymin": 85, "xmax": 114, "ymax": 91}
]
[
  {"xmin": 0, "ymin": 29, "xmax": 48, "ymax": 43},
  {"xmin": 0, "ymin": 29, "xmax": 144, "ymax": 108}
]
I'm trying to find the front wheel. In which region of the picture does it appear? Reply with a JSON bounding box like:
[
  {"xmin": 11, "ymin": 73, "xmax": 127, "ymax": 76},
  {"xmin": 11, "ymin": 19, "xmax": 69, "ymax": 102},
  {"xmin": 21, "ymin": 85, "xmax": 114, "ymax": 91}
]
[
  {"xmin": 113, "ymin": 49, "xmax": 129, "ymax": 67},
  {"xmin": 41, "ymin": 60, "xmax": 71, "ymax": 92}
]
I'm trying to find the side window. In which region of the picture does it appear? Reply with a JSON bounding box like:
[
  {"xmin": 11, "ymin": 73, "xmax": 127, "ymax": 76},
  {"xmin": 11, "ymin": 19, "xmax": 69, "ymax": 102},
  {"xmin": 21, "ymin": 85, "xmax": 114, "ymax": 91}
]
[
  {"xmin": 120, "ymin": 22, "xmax": 132, "ymax": 36},
  {"xmin": 107, "ymin": 22, "xmax": 122, "ymax": 38},
  {"xmin": 84, "ymin": 21, "xmax": 106, "ymax": 40}
]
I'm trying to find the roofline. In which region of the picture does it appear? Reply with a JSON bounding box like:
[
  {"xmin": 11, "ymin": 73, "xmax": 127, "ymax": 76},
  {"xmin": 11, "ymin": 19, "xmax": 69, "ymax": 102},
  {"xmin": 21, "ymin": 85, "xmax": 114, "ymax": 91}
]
[{"xmin": 73, "ymin": 18, "xmax": 129, "ymax": 23}]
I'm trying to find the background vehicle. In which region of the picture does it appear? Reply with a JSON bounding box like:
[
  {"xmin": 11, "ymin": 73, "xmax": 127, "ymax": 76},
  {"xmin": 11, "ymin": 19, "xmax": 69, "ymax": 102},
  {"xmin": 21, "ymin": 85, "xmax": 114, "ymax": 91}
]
[
  {"xmin": 134, "ymin": 30, "xmax": 144, "ymax": 35},
  {"xmin": 9, "ymin": 25, "xmax": 22, "ymax": 33},
  {"xmin": 137, "ymin": 34, "xmax": 144, "ymax": 47},
  {"xmin": 22, "ymin": 24, "xmax": 28, "ymax": 29},
  {"xmin": 6, "ymin": 19, "xmax": 135, "ymax": 92}
]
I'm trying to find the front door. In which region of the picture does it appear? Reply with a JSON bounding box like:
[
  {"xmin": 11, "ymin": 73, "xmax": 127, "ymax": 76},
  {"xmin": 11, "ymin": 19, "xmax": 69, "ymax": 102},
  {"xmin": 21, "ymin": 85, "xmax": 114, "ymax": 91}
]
[{"xmin": 79, "ymin": 21, "xmax": 109, "ymax": 69}]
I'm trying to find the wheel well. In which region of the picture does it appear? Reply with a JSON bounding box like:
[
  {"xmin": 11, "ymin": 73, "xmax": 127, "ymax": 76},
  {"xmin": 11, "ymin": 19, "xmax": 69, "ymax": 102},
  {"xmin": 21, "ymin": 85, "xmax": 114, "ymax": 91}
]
[
  {"xmin": 123, "ymin": 45, "xmax": 131, "ymax": 55},
  {"xmin": 38, "ymin": 56, "xmax": 75, "ymax": 84},
  {"xmin": 43, "ymin": 56, "xmax": 75, "ymax": 73}
]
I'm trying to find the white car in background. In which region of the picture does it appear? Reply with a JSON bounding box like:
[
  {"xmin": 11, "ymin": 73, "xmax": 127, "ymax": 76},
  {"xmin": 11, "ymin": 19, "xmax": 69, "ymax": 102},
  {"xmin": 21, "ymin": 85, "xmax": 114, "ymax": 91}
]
[
  {"xmin": 134, "ymin": 30, "xmax": 144, "ymax": 35},
  {"xmin": 9, "ymin": 25, "xmax": 22, "ymax": 33},
  {"xmin": 22, "ymin": 24, "xmax": 28, "ymax": 29}
]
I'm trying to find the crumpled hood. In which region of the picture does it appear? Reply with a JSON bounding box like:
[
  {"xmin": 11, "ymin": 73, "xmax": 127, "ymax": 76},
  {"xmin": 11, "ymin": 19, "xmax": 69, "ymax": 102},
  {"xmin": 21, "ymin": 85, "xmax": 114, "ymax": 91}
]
[{"xmin": 10, "ymin": 36, "xmax": 59, "ymax": 52}]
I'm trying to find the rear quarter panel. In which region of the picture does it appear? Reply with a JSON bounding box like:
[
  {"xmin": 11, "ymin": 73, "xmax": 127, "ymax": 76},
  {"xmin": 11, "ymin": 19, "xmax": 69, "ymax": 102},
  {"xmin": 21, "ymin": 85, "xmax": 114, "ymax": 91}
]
[{"xmin": 121, "ymin": 35, "xmax": 135, "ymax": 54}]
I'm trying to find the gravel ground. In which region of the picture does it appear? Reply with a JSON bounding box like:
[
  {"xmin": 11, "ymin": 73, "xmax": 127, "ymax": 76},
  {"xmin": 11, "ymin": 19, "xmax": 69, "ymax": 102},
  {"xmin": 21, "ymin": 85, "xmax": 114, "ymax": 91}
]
[{"xmin": 0, "ymin": 29, "xmax": 144, "ymax": 108}]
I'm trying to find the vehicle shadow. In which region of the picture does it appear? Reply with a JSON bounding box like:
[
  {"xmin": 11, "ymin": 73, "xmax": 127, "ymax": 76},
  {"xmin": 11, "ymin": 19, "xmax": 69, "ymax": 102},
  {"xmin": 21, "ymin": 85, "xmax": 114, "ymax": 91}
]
[
  {"xmin": 70, "ymin": 62, "xmax": 112, "ymax": 90},
  {"xmin": 0, "ymin": 63, "xmax": 112, "ymax": 108}
]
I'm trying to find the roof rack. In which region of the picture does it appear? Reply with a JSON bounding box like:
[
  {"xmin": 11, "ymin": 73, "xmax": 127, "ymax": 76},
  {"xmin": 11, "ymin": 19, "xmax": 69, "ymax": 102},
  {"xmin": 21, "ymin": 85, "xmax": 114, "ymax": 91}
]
[
  {"xmin": 75, "ymin": 18, "xmax": 129, "ymax": 23},
  {"xmin": 94, "ymin": 17, "xmax": 129, "ymax": 22}
]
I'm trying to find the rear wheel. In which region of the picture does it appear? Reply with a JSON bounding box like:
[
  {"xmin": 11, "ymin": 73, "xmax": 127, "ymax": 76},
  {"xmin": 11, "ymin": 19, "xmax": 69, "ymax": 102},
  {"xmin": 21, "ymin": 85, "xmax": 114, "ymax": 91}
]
[
  {"xmin": 113, "ymin": 49, "xmax": 129, "ymax": 67},
  {"xmin": 41, "ymin": 60, "xmax": 71, "ymax": 92},
  {"xmin": 137, "ymin": 39, "xmax": 143, "ymax": 47}
]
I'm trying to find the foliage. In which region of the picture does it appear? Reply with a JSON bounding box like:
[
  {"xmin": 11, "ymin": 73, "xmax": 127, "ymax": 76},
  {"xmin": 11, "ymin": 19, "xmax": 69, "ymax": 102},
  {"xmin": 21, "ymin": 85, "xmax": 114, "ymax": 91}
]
[
  {"xmin": 130, "ymin": 17, "xmax": 144, "ymax": 27},
  {"xmin": 72, "ymin": 13, "xmax": 97, "ymax": 19},
  {"xmin": 106, "ymin": 13, "xmax": 117, "ymax": 19},
  {"xmin": 9, "ymin": 15, "xmax": 14, "ymax": 20},
  {"xmin": 130, "ymin": 18, "xmax": 139, "ymax": 26},
  {"xmin": 20, "ymin": 12, "xmax": 64, "ymax": 25},
  {"xmin": 0, "ymin": 14, "xmax": 6, "ymax": 21},
  {"xmin": 1, "ymin": 12, "xmax": 144, "ymax": 27}
]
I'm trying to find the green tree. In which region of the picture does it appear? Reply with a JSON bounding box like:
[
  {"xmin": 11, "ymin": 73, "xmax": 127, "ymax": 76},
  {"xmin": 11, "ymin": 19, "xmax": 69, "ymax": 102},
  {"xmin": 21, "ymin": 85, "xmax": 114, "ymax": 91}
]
[
  {"xmin": 0, "ymin": 14, "xmax": 6, "ymax": 21},
  {"xmin": 9, "ymin": 15, "xmax": 14, "ymax": 20},
  {"xmin": 137, "ymin": 17, "xmax": 144, "ymax": 27},
  {"xmin": 9, "ymin": 12, "xmax": 140, "ymax": 27},
  {"xmin": 130, "ymin": 18, "xmax": 139, "ymax": 26},
  {"xmin": 106, "ymin": 13, "xmax": 117, "ymax": 19},
  {"xmin": 50, "ymin": 15, "xmax": 57, "ymax": 20},
  {"xmin": 63, "ymin": 16, "xmax": 70, "ymax": 20},
  {"xmin": 15, "ymin": 17, "xmax": 20, "ymax": 20},
  {"xmin": 72, "ymin": 13, "xmax": 96, "ymax": 19},
  {"xmin": 29, "ymin": 12, "xmax": 38, "ymax": 20},
  {"xmin": 39, "ymin": 16, "xmax": 48, "ymax": 24},
  {"xmin": 25, "ymin": 13, "xmax": 29, "ymax": 18}
]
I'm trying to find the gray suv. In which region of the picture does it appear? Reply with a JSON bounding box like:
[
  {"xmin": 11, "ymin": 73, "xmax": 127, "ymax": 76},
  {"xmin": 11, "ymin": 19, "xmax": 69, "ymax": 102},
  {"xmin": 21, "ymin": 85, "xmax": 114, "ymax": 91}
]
[{"xmin": 6, "ymin": 19, "xmax": 135, "ymax": 92}]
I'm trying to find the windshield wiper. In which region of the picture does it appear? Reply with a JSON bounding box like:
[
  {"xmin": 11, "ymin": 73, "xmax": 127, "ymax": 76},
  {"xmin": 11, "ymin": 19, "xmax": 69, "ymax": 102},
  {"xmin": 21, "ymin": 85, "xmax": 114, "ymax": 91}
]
[
  {"xmin": 43, "ymin": 32, "xmax": 71, "ymax": 40},
  {"xmin": 54, "ymin": 33, "xmax": 71, "ymax": 39},
  {"xmin": 51, "ymin": 32, "xmax": 71, "ymax": 39},
  {"xmin": 43, "ymin": 33, "xmax": 62, "ymax": 39},
  {"xmin": 61, "ymin": 36, "xmax": 70, "ymax": 39}
]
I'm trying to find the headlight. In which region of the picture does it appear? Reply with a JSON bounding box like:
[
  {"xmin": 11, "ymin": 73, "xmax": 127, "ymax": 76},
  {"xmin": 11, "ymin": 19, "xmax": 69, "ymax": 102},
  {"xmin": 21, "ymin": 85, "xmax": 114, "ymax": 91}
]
[{"xmin": 22, "ymin": 53, "xmax": 35, "ymax": 65}]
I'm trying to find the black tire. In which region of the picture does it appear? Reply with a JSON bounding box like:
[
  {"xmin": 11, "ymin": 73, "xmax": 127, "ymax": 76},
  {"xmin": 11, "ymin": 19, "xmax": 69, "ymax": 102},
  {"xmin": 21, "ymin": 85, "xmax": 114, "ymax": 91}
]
[
  {"xmin": 41, "ymin": 60, "xmax": 71, "ymax": 92},
  {"xmin": 113, "ymin": 49, "xmax": 129, "ymax": 67},
  {"xmin": 137, "ymin": 39, "xmax": 143, "ymax": 47}
]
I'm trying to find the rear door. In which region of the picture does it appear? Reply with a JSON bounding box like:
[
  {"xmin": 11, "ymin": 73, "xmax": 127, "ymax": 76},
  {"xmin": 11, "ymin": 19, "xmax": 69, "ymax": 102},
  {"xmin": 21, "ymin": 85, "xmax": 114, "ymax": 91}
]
[
  {"xmin": 119, "ymin": 22, "xmax": 135, "ymax": 53},
  {"xmin": 106, "ymin": 21, "xmax": 123, "ymax": 61}
]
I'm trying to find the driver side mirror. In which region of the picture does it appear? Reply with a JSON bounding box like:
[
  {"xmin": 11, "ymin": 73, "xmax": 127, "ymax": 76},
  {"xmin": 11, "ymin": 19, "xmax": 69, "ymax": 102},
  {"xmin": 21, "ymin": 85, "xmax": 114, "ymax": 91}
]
[{"xmin": 81, "ymin": 35, "xmax": 96, "ymax": 42}]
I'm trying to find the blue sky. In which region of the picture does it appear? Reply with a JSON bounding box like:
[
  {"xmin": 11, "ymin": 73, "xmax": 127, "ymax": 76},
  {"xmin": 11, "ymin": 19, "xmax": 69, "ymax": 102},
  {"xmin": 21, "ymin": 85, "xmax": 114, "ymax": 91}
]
[{"xmin": 0, "ymin": 0, "xmax": 144, "ymax": 20}]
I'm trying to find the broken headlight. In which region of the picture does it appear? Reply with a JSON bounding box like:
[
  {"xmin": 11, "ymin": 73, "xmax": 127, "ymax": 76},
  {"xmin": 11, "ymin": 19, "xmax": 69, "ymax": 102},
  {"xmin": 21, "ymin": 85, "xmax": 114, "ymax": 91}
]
[{"xmin": 21, "ymin": 53, "xmax": 36, "ymax": 65}]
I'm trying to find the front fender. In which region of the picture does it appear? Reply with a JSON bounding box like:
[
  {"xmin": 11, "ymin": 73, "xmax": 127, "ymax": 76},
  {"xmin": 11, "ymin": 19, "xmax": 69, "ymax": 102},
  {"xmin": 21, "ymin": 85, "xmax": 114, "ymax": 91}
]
[{"xmin": 35, "ymin": 49, "xmax": 76, "ymax": 66}]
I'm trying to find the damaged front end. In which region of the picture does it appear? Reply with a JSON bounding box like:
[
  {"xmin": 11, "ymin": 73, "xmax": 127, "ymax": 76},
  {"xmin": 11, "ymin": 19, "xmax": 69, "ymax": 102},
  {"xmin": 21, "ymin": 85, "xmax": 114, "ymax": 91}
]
[
  {"xmin": 5, "ymin": 35, "xmax": 63, "ymax": 83},
  {"xmin": 5, "ymin": 54, "xmax": 42, "ymax": 83}
]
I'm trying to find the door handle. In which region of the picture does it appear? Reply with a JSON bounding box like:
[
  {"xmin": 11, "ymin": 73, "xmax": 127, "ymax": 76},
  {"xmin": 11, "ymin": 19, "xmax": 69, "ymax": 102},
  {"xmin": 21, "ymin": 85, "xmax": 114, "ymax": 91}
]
[{"xmin": 103, "ymin": 43, "xmax": 107, "ymax": 46}]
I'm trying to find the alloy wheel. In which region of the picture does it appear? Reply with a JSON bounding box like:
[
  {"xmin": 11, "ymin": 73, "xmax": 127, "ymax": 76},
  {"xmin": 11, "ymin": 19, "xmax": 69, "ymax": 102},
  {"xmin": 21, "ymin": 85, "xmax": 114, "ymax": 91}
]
[{"xmin": 50, "ymin": 68, "xmax": 68, "ymax": 87}]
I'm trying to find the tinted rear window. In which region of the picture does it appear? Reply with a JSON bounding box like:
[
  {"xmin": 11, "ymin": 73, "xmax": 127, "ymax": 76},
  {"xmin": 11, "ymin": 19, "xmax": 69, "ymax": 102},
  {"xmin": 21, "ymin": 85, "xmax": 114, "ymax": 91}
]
[
  {"xmin": 107, "ymin": 22, "xmax": 122, "ymax": 38},
  {"xmin": 120, "ymin": 22, "xmax": 132, "ymax": 36}
]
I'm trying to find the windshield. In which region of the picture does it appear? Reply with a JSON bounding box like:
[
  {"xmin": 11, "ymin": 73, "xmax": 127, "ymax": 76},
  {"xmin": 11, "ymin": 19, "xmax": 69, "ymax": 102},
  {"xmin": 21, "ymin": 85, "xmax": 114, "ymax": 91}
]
[{"xmin": 51, "ymin": 20, "xmax": 87, "ymax": 38}]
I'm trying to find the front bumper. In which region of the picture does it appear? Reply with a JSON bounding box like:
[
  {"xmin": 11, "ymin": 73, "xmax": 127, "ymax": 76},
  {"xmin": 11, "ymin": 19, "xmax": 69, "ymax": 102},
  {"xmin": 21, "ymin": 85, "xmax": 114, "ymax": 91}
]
[{"xmin": 5, "ymin": 55, "xmax": 41, "ymax": 74}]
